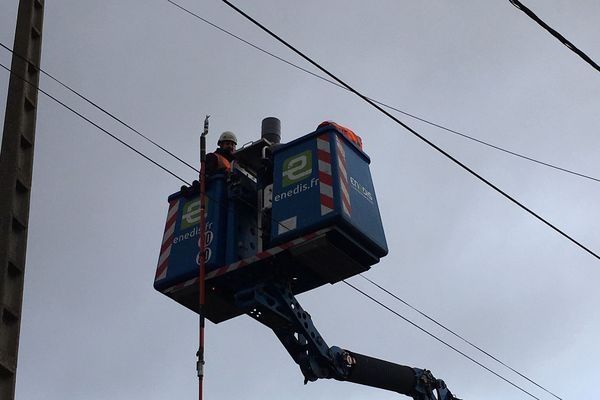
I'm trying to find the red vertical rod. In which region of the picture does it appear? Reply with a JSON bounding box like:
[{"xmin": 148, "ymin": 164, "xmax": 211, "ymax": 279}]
[{"xmin": 197, "ymin": 116, "xmax": 210, "ymax": 400}]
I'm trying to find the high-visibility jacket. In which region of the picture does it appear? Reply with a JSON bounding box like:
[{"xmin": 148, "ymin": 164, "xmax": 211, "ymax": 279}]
[
  {"xmin": 214, "ymin": 152, "xmax": 232, "ymax": 172},
  {"xmin": 318, "ymin": 121, "xmax": 363, "ymax": 150}
]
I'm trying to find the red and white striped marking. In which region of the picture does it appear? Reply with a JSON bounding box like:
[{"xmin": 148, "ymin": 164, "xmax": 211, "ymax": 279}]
[
  {"xmin": 317, "ymin": 133, "xmax": 334, "ymax": 215},
  {"xmin": 335, "ymin": 135, "xmax": 352, "ymax": 216},
  {"xmin": 317, "ymin": 132, "xmax": 352, "ymax": 216},
  {"xmin": 162, "ymin": 228, "xmax": 331, "ymax": 294},
  {"xmin": 155, "ymin": 199, "xmax": 180, "ymax": 281}
]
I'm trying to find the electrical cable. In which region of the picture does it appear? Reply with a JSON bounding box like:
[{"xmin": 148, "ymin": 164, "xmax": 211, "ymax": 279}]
[
  {"xmin": 0, "ymin": 60, "xmax": 235, "ymax": 254},
  {"xmin": 5, "ymin": 12, "xmax": 599, "ymax": 187},
  {"xmin": 0, "ymin": 57, "xmax": 239, "ymax": 223},
  {"xmin": 218, "ymin": 0, "xmax": 599, "ymax": 261},
  {"xmin": 166, "ymin": 0, "xmax": 600, "ymax": 184},
  {"xmin": 0, "ymin": 62, "xmax": 191, "ymax": 185},
  {"xmin": 43, "ymin": 0, "xmax": 598, "ymax": 189},
  {"xmin": 358, "ymin": 274, "xmax": 563, "ymax": 400},
  {"xmin": 509, "ymin": 0, "xmax": 600, "ymax": 73},
  {"xmin": 343, "ymin": 280, "xmax": 542, "ymax": 400},
  {"xmin": 0, "ymin": 42, "xmax": 199, "ymax": 174}
]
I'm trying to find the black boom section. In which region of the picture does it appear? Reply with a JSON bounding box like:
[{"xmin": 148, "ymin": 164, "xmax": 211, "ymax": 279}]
[{"xmin": 342, "ymin": 351, "xmax": 417, "ymax": 396}]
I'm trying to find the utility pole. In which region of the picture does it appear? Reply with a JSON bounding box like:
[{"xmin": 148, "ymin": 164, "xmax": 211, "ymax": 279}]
[{"xmin": 0, "ymin": 1, "xmax": 44, "ymax": 399}]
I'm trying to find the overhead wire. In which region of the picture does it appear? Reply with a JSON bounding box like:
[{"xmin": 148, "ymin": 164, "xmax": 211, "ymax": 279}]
[
  {"xmin": 358, "ymin": 274, "xmax": 563, "ymax": 400},
  {"xmin": 166, "ymin": 0, "xmax": 600, "ymax": 184},
  {"xmin": 0, "ymin": 58, "xmax": 556, "ymax": 400},
  {"xmin": 5, "ymin": 5, "xmax": 600, "ymax": 188},
  {"xmin": 0, "ymin": 48, "xmax": 255, "ymax": 235},
  {"xmin": 343, "ymin": 281, "xmax": 542, "ymax": 400},
  {"xmin": 509, "ymin": 0, "xmax": 600, "ymax": 73},
  {"xmin": 3, "ymin": 5, "xmax": 597, "ymax": 189},
  {"xmin": 0, "ymin": 42, "xmax": 199, "ymax": 174},
  {"xmin": 0, "ymin": 59, "xmax": 259, "ymax": 244},
  {"xmin": 218, "ymin": 0, "xmax": 599, "ymax": 261},
  {"xmin": 0, "ymin": 61, "xmax": 191, "ymax": 185}
]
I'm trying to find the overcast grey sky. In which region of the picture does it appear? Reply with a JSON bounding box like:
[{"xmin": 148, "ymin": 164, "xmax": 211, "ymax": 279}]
[{"xmin": 1, "ymin": 1, "xmax": 599, "ymax": 399}]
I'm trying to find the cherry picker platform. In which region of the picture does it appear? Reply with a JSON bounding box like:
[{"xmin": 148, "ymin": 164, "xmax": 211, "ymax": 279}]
[{"xmin": 153, "ymin": 118, "xmax": 458, "ymax": 399}]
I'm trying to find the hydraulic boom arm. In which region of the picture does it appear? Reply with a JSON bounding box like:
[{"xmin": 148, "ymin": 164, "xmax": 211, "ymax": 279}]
[{"xmin": 235, "ymin": 281, "xmax": 459, "ymax": 400}]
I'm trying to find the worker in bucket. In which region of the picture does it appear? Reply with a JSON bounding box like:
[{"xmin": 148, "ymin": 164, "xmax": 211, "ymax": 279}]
[{"xmin": 206, "ymin": 131, "xmax": 237, "ymax": 176}]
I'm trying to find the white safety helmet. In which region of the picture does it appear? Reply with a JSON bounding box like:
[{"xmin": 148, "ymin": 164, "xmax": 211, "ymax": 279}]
[{"xmin": 218, "ymin": 131, "xmax": 237, "ymax": 145}]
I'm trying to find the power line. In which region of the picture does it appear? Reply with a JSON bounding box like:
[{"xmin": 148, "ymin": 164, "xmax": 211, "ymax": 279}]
[
  {"xmin": 0, "ymin": 53, "xmax": 371, "ymax": 287},
  {"xmin": 166, "ymin": 0, "xmax": 600, "ymax": 184},
  {"xmin": 0, "ymin": 42, "xmax": 199, "ymax": 174},
  {"xmin": 359, "ymin": 274, "xmax": 563, "ymax": 400},
  {"xmin": 7, "ymin": 2, "xmax": 565, "ymax": 197},
  {"xmin": 219, "ymin": 0, "xmax": 599, "ymax": 261},
  {"xmin": 343, "ymin": 281, "xmax": 542, "ymax": 400},
  {"xmin": 509, "ymin": 0, "xmax": 600, "ymax": 73},
  {"xmin": 0, "ymin": 62, "xmax": 191, "ymax": 186},
  {"xmin": 6, "ymin": 7, "xmax": 600, "ymax": 188},
  {"xmin": 0, "ymin": 60, "xmax": 231, "ymax": 246},
  {"xmin": 0, "ymin": 58, "xmax": 555, "ymax": 400}
]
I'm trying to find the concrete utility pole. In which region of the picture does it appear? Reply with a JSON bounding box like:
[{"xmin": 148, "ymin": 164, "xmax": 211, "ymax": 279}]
[{"xmin": 0, "ymin": 1, "xmax": 44, "ymax": 399}]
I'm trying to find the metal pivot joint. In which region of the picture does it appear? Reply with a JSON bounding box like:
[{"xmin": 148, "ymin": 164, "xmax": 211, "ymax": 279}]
[
  {"xmin": 235, "ymin": 281, "xmax": 333, "ymax": 382},
  {"xmin": 411, "ymin": 369, "xmax": 458, "ymax": 400},
  {"xmin": 235, "ymin": 281, "xmax": 459, "ymax": 400}
]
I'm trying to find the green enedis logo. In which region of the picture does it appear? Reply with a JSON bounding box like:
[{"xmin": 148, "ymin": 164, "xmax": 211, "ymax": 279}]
[
  {"xmin": 282, "ymin": 150, "xmax": 312, "ymax": 187},
  {"xmin": 181, "ymin": 197, "xmax": 209, "ymax": 230}
]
